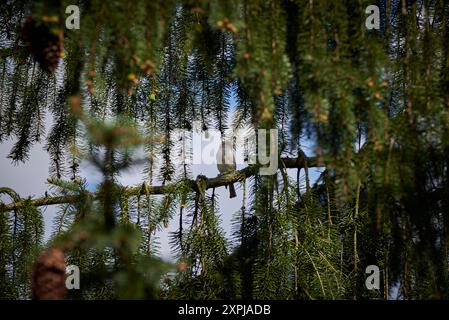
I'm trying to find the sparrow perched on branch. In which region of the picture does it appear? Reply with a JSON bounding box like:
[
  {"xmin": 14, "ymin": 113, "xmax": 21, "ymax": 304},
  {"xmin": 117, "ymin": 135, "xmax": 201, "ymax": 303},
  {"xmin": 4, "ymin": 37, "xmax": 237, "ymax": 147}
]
[{"xmin": 216, "ymin": 138, "xmax": 237, "ymax": 198}]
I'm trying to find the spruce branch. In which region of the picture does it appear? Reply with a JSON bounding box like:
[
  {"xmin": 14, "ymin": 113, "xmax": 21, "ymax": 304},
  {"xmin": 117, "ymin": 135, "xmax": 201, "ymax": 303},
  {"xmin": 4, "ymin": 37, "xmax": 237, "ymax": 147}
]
[{"xmin": 0, "ymin": 156, "xmax": 320, "ymax": 212}]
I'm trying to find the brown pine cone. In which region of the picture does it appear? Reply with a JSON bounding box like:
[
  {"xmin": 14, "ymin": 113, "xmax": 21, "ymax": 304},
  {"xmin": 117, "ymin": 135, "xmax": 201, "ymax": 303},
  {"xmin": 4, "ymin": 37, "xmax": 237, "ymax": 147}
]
[
  {"xmin": 21, "ymin": 17, "xmax": 63, "ymax": 73},
  {"xmin": 31, "ymin": 248, "xmax": 67, "ymax": 300}
]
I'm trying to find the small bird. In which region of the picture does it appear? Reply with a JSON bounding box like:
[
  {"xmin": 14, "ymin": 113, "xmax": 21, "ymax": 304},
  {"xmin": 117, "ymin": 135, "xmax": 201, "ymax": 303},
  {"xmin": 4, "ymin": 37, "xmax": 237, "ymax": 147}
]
[{"xmin": 216, "ymin": 138, "xmax": 237, "ymax": 198}]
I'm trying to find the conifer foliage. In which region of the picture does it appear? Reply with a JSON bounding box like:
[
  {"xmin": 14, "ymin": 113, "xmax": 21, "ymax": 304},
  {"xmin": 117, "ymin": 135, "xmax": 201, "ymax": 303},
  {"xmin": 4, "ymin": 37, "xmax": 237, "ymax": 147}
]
[{"xmin": 1, "ymin": 0, "xmax": 449, "ymax": 299}]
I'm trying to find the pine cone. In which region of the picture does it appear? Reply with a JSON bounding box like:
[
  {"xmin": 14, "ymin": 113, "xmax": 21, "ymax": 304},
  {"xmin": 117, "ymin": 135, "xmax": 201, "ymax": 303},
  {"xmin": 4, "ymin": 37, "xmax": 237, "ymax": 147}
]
[
  {"xmin": 21, "ymin": 17, "xmax": 63, "ymax": 73},
  {"xmin": 31, "ymin": 248, "xmax": 67, "ymax": 300}
]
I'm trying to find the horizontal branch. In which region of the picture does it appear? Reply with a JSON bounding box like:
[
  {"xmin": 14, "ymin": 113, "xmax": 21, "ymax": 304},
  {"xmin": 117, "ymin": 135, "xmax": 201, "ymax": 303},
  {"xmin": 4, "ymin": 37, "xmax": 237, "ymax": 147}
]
[{"xmin": 0, "ymin": 156, "xmax": 320, "ymax": 212}]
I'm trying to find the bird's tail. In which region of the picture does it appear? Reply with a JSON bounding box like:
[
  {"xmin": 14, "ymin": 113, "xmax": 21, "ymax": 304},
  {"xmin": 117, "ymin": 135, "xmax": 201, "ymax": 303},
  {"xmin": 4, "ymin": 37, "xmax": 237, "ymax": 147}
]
[{"xmin": 229, "ymin": 183, "xmax": 236, "ymax": 198}]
